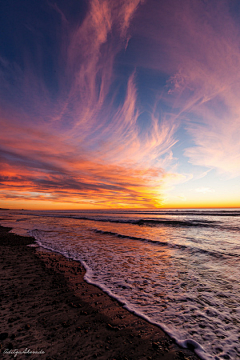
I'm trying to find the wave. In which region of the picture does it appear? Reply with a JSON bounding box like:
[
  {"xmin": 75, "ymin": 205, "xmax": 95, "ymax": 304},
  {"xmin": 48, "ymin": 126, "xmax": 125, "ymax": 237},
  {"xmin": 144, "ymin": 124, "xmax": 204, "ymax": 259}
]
[
  {"xmin": 133, "ymin": 218, "xmax": 216, "ymax": 227},
  {"xmin": 127, "ymin": 210, "xmax": 240, "ymax": 216},
  {"xmin": 28, "ymin": 231, "xmax": 211, "ymax": 360},
  {"xmin": 65, "ymin": 209, "xmax": 240, "ymax": 217},
  {"xmin": 19, "ymin": 209, "xmax": 240, "ymax": 231},
  {"xmin": 60, "ymin": 215, "xmax": 218, "ymax": 227},
  {"xmin": 57, "ymin": 215, "xmax": 240, "ymax": 232},
  {"xmin": 92, "ymin": 228, "xmax": 239, "ymax": 259}
]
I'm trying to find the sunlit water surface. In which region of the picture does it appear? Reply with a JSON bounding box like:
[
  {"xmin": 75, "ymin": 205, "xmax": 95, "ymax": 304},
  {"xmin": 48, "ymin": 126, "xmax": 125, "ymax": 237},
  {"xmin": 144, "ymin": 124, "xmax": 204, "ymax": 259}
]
[{"xmin": 1, "ymin": 209, "xmax": 240, "ymax": 360}]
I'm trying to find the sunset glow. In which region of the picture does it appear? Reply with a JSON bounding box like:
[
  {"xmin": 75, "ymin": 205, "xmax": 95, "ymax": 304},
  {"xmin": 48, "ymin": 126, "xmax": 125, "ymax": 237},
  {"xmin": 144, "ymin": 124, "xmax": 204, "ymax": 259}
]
[{"xmin": 1, "ymin": 0, "xmax": 240, "ymax": 209}]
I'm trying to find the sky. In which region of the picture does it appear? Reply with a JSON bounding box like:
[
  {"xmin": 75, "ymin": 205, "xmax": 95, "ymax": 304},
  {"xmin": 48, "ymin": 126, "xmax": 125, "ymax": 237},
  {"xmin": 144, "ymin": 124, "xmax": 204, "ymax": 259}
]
[{"xmin": 0, "ymin": 0, "xmax": 240, "ymax": 210}]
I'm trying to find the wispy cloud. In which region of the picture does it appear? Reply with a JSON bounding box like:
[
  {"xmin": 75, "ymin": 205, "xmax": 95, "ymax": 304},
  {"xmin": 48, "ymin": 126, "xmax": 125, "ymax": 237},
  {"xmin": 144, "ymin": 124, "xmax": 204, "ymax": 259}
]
[
  {"xmin": 131, "ymin": 0, "xmax": 240, "ymax": 177},
  {"xmin": 162, "ymin": 0, "xmax": 240, "ymax": 177},
  {"xmin": 195, "ymin": 187, "xmax": 215, "ymax": 194}
]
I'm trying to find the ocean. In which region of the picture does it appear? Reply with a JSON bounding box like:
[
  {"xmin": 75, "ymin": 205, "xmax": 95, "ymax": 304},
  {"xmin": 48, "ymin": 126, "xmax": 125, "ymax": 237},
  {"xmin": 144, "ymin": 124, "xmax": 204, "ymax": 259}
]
[{"xmin": 0, "ymin": 208, "xmax": 240, "ymax": 360}]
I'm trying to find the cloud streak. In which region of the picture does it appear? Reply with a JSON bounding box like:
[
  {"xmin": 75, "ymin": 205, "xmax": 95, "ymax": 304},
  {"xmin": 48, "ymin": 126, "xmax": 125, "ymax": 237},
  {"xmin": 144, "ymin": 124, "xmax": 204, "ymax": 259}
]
[{"xmin": 130, "ymin": 0, "xmax": 240, "ymax": 177}]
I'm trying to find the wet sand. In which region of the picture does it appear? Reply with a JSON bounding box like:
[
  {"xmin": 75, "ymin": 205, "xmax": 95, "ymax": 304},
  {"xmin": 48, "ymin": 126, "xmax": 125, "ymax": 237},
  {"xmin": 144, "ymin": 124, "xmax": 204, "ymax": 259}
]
[{"xmin": 0, "ymin": 225, "xmax": 199, "ymax": 360}]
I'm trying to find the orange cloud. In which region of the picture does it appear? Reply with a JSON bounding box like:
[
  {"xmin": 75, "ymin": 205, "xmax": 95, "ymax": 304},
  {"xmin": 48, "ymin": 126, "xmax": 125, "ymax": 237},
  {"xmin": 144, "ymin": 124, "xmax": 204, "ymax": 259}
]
[{"xmin": 0, "ymin": 154, "xmax": 165, "ymax": 208}]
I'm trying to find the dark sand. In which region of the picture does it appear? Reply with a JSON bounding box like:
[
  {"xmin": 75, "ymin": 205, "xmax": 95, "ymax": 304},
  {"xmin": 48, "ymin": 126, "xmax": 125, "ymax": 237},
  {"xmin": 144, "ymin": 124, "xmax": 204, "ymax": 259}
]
[{"xmin": 0, "ymin": 225, "xmax": 199, "ymax": 360}]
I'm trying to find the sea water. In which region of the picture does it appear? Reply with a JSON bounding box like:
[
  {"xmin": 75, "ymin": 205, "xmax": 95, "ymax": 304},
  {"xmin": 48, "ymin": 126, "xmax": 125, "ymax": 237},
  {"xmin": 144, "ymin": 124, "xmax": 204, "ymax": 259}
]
[{"xmin": 1, "ymin": 209, "xmax": 240, "ymax": 360}]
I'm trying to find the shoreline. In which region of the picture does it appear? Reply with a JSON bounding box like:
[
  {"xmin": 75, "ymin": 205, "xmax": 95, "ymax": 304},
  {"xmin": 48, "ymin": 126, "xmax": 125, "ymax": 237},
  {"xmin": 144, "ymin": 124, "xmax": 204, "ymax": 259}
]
[{"xmin": 0, "ymin": 224, "xmax": 199, "ymax": 359}]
